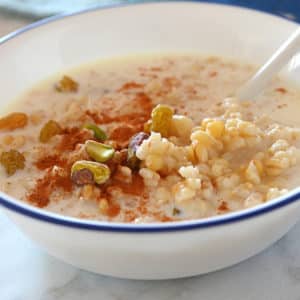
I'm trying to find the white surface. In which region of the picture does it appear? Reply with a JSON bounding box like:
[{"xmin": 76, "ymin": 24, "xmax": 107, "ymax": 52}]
[
  {"xmin": 1, "ymin": 2, "xmax": 300, "ymax": 294},
  {"xmin": 0, "ymin": 11, "xmax": 30, "ymax": 36},
  {"xmin": 0, "ymin": 0, "xmax": 128, "ymax": 17}
]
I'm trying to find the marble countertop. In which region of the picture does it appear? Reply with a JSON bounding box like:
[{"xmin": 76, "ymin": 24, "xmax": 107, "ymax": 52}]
[{"xmin": 1, "ymin": 10, "xmax": 300, "ymax": 300}]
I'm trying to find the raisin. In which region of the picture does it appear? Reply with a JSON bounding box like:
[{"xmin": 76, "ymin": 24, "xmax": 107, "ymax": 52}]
[
  {"xmin": 0, "ymin": 112, "xmax": 28, "ymax": 131},
  {"xmin": 55, "ymin": 75, "xmax": 78, "ymax": 92},
  {"xmin": 0, "ymin": 149, "xmax": 25, "ymax": 176},
  {"xmin": 39, "ymin": 120, "xmax": 62, "ymax": 143}
]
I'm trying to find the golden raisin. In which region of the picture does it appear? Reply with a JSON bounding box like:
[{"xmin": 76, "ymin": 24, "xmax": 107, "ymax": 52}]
[
  {"xmin": 0, "ymin": 112, "xmax": 28, "ymax": 131},
  {"xmin": 0, "ymin": 149, "xmax": 25, "ymax": 176},
  {"xmin": 39, "ymin": 120, "xmax": 62, "ymax": 143},
  {"xmin": 55, "ymin": 75, "xmax": 78, "ymax": 92}
]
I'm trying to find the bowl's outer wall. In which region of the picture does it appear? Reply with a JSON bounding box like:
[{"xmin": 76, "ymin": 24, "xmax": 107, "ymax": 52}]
[
  {"xmin": 0, "ymin": 2, "xmax": 300, "ymax": 279},
  {"xmin": 3, "ymin": 200, "xmax": 300, "ymax": 279}
]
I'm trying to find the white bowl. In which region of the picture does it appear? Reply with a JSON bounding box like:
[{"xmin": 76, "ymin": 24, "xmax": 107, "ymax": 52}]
[{"xmin": 1, "ymin": 1, "xmax": 300, "ymax": 280}]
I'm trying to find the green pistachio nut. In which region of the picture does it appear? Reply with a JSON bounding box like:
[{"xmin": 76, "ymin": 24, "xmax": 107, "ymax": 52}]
[
  {"xmin": 83, "ymin": 123, "xmax": 107, "ymax": 141},
  {"xmin": 127, "ymin": 132, "xmax": 149, "ymax": 170},
  {"xmin": 71, "ymin": 160, "xmax": 110, "ymax": 185},
  {"xmin": 85, "ymin": 140, "xmax": 115, "ymax": 163}
]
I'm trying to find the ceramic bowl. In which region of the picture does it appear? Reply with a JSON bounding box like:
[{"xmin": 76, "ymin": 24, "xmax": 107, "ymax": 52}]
[{"xmin": 0, "ymin": 1, "xmax": 300, "ymax": 280}]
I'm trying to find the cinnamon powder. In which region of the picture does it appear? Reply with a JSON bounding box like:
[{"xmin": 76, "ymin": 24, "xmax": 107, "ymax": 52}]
[{"xmin": 27, "ymin": 87, "xmax": 153, "ymax": 213}]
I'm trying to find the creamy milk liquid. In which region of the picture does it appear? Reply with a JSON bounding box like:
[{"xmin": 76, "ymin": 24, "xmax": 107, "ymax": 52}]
[{"xmin": 0, "ymin": 54, "xmax": 299, "ymax": 222}]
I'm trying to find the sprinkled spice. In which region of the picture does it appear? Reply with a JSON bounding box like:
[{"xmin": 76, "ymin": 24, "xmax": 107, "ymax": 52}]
[
  {"xmin": 86, "ymin": 92, "xmax": 153, "ymax": 127},
  {"xmin": 218, "ymin": 201, "xmax": 229, "ymax": 212},
  {"xmin": 275, "ymin": 87, "xmax": 287, "ymax": 94},
  {"xmin": 35, "ymin": 154, "xmax": 66, "ymax": 170},
  {"xmin": 27, "ymin": 168, "xmax": 72, "ymax": 208},
  {"xmin": 58, "ymin": 127, "xmax": 93, "ymax": 151},
  {"xmin": 110, "ymin": 125, "xmax": 138, "ymax": 144},
  {"xmin": 117, "ymin": 81, "xmax": 145, "ymax": 92},
  {"xmin": 104, "ymin": 201, "xmax": 121, "ymax": 218},
  {"xmin": 107, "ymin": 173, "xmax": 145, "ymax": 196}
]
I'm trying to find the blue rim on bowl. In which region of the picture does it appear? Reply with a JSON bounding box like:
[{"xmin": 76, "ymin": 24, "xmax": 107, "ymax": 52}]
[{"xmin": 0, "ymin": 1, "xmax": 300, "ymax": 232}]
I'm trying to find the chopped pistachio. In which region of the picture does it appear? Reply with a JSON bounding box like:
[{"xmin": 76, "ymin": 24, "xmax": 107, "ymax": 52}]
[
  {"xmin": 83, "ymin": 124, "xmax": 107, "ymax": 141},
  {"xmin": 39, "ymin": 120, "xmax": 62, "ymax": 143},
  {"xmin": 0, "ymin": 149, "xmax": 25, "ymax": 176},
  {"xmin": 151, "ymin": 104, "xmax": 174, "ymax": 137},
  {"xmin": 71, "ymin": 168, "xmax": 94, "ymax": 186},
  {"xmin": 71, "ymin": 160, "xmax": 110, "ymax": 185},
  {"xmin": 85, "ymin": 140, "xmax": 115, "ymax": 163},
  {"xmin": 127, "ymin": 132, "xmax": 149, "ymax": 170},
  {"xmin": 127, "ymin": 155, "xmax": 140, "ymax": 171}
]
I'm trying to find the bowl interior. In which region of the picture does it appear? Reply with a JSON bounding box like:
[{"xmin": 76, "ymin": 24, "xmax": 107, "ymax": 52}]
[
  {"xmin": 0, "ymin": 1, "xmax": 300, "ymax": 230},
  {"xmin": 0, "ymin": 2, "xmax": 299, "ymax": 104}
]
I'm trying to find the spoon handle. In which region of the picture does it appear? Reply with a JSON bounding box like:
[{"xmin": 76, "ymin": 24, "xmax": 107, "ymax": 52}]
[{"xmin": 237, "ymin": 27, "xmax": 300, "ymax": 101}]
